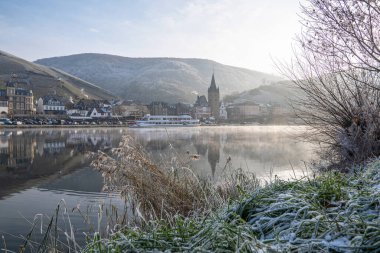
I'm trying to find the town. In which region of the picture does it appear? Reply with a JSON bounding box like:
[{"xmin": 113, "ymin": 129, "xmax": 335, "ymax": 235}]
[{"xmin": 0, "ymin": 73, "xmax": 292, "ymax": 126}]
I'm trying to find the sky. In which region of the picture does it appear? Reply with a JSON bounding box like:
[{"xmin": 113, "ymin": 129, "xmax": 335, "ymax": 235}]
[{"xmin": 0, "ymin": 0, "xmax": 304, "ymax": 74}]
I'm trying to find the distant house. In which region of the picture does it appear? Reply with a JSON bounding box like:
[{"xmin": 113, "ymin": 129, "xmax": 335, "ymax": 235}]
[
  {"xmin": 66, "ymin": 109, "xmax": 90, "ymax": 119},
  {"xmin": 73, "ymin": 99, "xmax": 111, "ymax": 111},
  {"xmin": 67, "ymin": 99, "xmax": 114, "ymax": 119},
  {"xmin": 192, "ymin": 95, "xmax": 211, "ymax": 120},
  {"xmin": 226, "ymin": 102, "xmax": 262, "ymax": 121},
  {"xmin": 37, "ymin": 96, "xmax": 66, "ymax": 115},
  {"xmin": 225, "ymin": 102, "xmax": 273, "ymax": 121},
  {"xmin": 175, "ymin": 102, "xmax": 191, "ymax": 115},
  {"xmin": 149, "ymin": 101, "xmax": 168, "ymax": 115},
  {"xmin": 87, "ymin": 108, "xmax": 112, "ymax": 118},
  {"xmin": 112, "ymin": 100, "xmax": 149, "ymax": 118}
]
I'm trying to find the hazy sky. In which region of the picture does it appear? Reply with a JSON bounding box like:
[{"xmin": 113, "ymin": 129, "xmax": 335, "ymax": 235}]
[{"xmin": 0, "ymin": 0, "xmax": 303, "ymax": 74}]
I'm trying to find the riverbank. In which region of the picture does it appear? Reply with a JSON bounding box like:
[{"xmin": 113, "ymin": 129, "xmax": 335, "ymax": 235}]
[
  {"xmin": 84, "ymin": 158, "xmax": 380, "ymax": 252},
  {"xmin": 0, "ymin": 122, "xmax": 303, "ymax": 129},
  {"xmin": 0, "ymin": 124, "xmax": 127, "ymax": 128}
]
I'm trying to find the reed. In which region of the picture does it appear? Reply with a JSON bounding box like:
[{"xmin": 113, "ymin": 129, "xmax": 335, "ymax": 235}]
[{"xmin": 91, "ymin": 135, "xmax": 259, "ymax": 221}]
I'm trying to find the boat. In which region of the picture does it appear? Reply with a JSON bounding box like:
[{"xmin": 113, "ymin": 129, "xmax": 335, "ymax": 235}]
[{"xmin": 131, "ymin": 114, "xmax": 200, "ymax": 127}]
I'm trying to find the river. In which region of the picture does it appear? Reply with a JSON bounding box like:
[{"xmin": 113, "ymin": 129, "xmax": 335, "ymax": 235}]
[{"xmin": 0, "ymin": 126, "xmax": 315, "ymax": 251}]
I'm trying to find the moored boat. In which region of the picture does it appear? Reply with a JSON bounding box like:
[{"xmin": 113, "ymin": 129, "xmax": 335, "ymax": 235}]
[{"xmin": 131, "ymin": 114, "xmax": 200, "ymax": 127}]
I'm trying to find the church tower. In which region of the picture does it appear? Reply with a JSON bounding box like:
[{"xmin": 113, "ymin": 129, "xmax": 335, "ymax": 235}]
[{"xmin": 208, "ymin": 73, "xmax": 220, "ymax": 119}]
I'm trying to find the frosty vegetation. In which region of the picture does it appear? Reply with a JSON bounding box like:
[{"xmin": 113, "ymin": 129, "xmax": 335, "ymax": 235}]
[{"xmin": 86, "ymin": 156, "xmax": 380, "ymax": 252}]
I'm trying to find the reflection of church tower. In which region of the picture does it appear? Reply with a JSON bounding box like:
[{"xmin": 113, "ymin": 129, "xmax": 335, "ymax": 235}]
[
  {"xmin": 207, "ymin": 134, "xmax": 220, "ymax": 177},
  {"xmin": 208, "ymin": 73, "xmax": 220, "ymax": 119},
  {"xmin": 193, "ymin": 138, "xmax": 207, "ymax": 156}
]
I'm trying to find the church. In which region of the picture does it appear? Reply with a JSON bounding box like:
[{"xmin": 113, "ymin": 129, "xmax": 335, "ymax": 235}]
[{"xmin": 192, "ymin": 73, "xmax": 224, "ymax": 121}]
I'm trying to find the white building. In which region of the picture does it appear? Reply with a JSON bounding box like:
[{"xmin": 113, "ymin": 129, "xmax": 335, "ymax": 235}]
[
  {"xmin": 0, "ymin": 100, "xmax": 8, "ymax": 117},
  {"xmin": 37, "ymin": 96, "xmax": 66, "ymax": 115},
  {"xmin": 219, "ymin": 102, "xmax": 227, "ymax": 120},
  {"xmin": 36, "ymin": 98, "xmax": 44, "ymax": 114},
  {"xmin": 87, "ymin": 108, "xmax": 112, "ymax": 118}
]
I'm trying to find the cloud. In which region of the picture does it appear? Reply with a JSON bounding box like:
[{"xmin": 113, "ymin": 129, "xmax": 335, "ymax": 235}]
[
  {"xmin": 120, "ymin": 20, "xmax": 133, "ymax": 27},
  {"xmin": 89, "ymin": 27, "xmax": 100, "ymax": 33}
]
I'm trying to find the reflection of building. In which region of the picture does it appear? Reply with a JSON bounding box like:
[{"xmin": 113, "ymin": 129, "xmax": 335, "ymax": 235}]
[
  {"xmin": 66, "ymin": 131, "xmax": 114, "ymax": 150},
  {"xmin": 194, "ymin": 138, "xmax": 208, "ymax": 156},
  {"xmin": 7, "ymin": 133, "xmax": 36, "ymax": 168},
  {"xmin": 43, "ymin": 141, "xmax": 66, "ymax": 154},
  {"xmin": 0, "ymin": 137, "xmax": 9, "ymax": 166},
  {"xmin": 207, "ymin": 134, "xmax": 220, "ymax": 176}
]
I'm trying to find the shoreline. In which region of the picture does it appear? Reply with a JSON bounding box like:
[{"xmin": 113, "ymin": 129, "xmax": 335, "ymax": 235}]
[{"xmin": 0, "ymin": 123, "xmax": 304, "ymax": 129}]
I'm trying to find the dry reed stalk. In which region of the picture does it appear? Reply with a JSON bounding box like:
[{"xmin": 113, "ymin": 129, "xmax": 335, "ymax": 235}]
[{"xmin": 92, "ymin": 135, "xmax": 213, "ymax": 219}]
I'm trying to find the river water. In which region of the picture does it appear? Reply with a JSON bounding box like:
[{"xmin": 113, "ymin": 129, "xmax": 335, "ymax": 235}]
[{"xmin": 0, "ymin": 126, "xmax": 315, "ymax": 251}]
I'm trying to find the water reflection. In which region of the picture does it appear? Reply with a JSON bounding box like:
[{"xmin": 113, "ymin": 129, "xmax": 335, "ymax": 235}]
[
  {"xmin": 129, "ymin": 126, "xmax": 315, "ymax": 179},
  {"xmin": 0, "ymin": 126, "xmax": 315, "ymax": 251},
  {"xmin": 0, "ymin": 126, "xmax": 315, "ymax": 200},
  {"xmin": 0, "ymin": 129, "xmax": 125, "ymax": 198}
]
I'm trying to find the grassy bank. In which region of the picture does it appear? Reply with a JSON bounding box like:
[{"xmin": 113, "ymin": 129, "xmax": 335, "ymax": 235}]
[{"xmin": 84, "ymin": 159, "xmax": 380, "ymax": 252}]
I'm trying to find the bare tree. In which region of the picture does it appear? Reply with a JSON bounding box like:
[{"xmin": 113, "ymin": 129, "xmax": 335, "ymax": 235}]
[
  {"xmin": 300, "ymin": 0, "xmax": 380, "ymax": 73},
  {"xmin": 282, "ymin": 0, "xmax": 380, "ymax": 167}
]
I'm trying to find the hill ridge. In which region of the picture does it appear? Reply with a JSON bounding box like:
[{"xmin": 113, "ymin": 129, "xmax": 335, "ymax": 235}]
[
  {"xmin": 0, "ymin": 50, "xmax": 116, "ymax": 101},
  {"xmin": 35, "ymin": 53, "xmax": 283, "ymax": 103}
]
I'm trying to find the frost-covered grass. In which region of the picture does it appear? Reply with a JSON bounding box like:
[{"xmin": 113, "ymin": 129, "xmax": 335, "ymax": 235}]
[{"xmin": 84, "ymin": 159, "xmax": 380, "ymax": 253}]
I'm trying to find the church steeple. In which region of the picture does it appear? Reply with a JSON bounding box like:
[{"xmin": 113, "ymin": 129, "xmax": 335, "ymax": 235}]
[
  {"xmin": 208, "ymin": 73, "xmax": 219, "ymax": 92},
  {"xmin": 208, "ymin": 72, "xmax": 220, "ymax": 119},
  {"xmin": 210, "ymin": 74, "xmax": 216, "ymax": 89}
]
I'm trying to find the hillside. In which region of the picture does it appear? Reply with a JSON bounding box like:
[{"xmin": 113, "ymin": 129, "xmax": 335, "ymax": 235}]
[
  {"xmin": 0, "ymin": 50, "xmax": 115, "ymax": 101},
  {"xmin": 223, "ymin": 81, "xmax": 299, "ymax": 106},
  {"xmin": 35, "ymin": 54, "xmax": 283, "ymax": 103}
]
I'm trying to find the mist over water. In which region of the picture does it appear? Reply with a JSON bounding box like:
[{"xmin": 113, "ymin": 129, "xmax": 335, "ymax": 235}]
[
  {"xmin": 130, "ymin": 126, "xmax": 315, "ymax": 180},
  {"xmin": 0, "ymin": 126, "xmax": 315, "ymax": 250}
]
